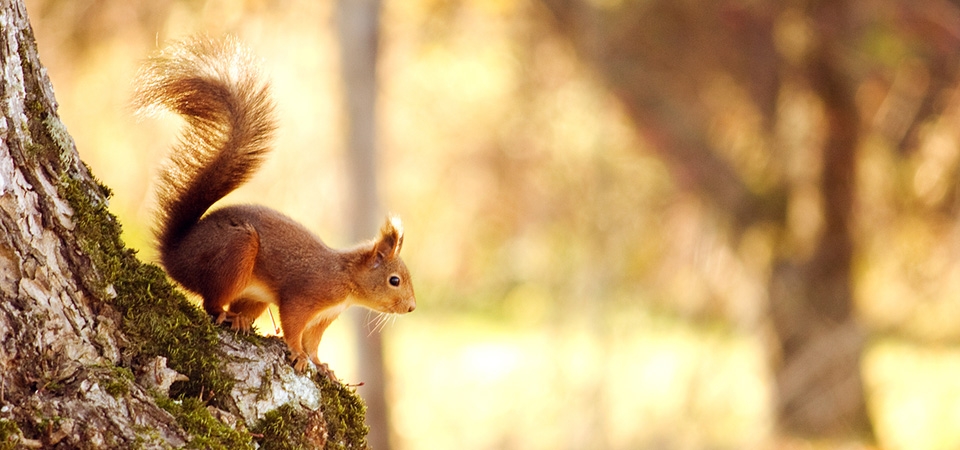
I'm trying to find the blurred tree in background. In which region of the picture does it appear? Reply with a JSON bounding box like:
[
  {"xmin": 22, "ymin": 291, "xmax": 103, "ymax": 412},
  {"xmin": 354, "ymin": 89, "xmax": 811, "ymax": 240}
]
[
  {"xmin": 540, "ymin": 0, "xmax": 865, "ymax": 437},
  {"xmin": 336, "ymin": 0, "xmax": 393, "ymax": 448},
  {"xmin": 539, "ymin": 0, "xmax": 960, "ymax": 440},
  {"xmin": 23, "ymin": 0, "xmax": 960, "ymax": 448}
]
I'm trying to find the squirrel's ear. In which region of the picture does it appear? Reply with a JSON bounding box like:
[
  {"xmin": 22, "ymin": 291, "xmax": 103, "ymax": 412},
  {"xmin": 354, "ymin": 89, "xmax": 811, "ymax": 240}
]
[{"xmin": 371, "ymin": 215, "xmax": 403, "ymax": 266}]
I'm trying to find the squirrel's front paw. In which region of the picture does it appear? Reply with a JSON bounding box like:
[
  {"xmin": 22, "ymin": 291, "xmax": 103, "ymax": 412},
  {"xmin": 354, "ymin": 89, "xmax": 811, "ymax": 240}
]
[
  {"xmin": 315, "ymin": 362, "xmax": 338, "ymax": 381},
  {"xmin": 290, "ymin": 352, "xmax": 311, "ymax": 373},
  {"xmin": 229, "ymin": 314, "xmax": 256, "ymax": 332},
  {"xmin": 214, "ymin": 311, "xmax": 231, "ymax": 326},
  {"xmin": 215, "ymin": 311, "xmax": 255, "ymax": 332}
]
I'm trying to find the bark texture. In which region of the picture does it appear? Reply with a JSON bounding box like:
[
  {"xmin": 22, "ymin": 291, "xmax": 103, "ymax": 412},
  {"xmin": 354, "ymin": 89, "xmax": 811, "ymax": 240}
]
[{"xmin": 0, "ymin": 0, "xmax": 368, "ymax": 448}]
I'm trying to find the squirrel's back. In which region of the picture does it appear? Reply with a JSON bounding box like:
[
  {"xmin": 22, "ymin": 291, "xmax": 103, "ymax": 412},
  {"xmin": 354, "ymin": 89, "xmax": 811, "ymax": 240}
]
[{"xmin": 134, "ymin": 36, "xmax": 276, "ymax": 254}]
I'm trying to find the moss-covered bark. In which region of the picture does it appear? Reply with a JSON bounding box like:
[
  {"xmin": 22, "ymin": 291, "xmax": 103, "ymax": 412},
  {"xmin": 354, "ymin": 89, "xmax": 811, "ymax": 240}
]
[{"xmin": 0, "ymin": 0, "xmax": 369, "ymax": 448}]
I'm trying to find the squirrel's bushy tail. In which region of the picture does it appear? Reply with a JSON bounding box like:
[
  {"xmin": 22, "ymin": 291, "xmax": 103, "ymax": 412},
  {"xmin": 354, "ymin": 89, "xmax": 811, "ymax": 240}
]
[{"xmin": 134, "ymin": 36, "xmax": 276, "ymax": 253}]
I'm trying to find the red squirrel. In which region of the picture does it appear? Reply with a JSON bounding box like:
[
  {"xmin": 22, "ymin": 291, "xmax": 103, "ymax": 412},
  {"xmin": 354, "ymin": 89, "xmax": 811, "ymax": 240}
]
[{"xmin": 134, "ymin": 36, "xmax": 416, "ymax": 373}]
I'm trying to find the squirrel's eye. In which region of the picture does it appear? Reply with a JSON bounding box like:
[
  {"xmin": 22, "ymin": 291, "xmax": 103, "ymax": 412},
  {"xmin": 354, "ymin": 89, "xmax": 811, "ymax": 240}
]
[{"xmin": 389, "ymin": 275, "xmax": 401, "ymax": 287}]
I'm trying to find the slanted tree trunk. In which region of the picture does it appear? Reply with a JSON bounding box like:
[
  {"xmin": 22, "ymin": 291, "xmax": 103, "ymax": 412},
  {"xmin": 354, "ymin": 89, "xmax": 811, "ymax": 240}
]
[
  {"xmin": 0, "ymin": 0, "xmax": 368, "ymax": 448},
  {"xmin": 335, "ymin": 1, "xmax": 392, "ymax": 449}
]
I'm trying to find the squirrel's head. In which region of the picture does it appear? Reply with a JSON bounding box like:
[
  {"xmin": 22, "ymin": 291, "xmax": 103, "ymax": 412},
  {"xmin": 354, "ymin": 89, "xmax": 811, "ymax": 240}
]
[{"xmin": 353, "ymin": 215, "xmax": 416, "ymax": 314}]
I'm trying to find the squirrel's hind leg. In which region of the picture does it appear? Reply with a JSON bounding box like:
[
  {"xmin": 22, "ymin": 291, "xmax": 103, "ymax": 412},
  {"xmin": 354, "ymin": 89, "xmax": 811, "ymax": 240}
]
[{"xmin": 193, "ymin": 220, "xmax": 261, "ymax": 321}]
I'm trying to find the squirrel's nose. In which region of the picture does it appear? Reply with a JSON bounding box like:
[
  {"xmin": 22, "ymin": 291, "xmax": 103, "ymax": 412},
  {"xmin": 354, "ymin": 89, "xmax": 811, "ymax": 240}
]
[{"xmin": 407, "ymin": 302, "xmax": 416, "ymax": 313}]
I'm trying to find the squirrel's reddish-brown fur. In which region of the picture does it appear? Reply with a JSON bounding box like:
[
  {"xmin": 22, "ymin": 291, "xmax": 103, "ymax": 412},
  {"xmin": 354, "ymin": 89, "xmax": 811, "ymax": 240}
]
[{"xmin": 135, "ymin": 36, "xmax": 416, "ymax": 373}]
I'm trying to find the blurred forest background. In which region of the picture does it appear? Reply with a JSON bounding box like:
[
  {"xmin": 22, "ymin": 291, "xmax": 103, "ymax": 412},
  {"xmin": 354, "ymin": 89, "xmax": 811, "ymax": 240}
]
[{"xmin": 22, "ymin": 0, "xmax": 960, "ymax": 448}]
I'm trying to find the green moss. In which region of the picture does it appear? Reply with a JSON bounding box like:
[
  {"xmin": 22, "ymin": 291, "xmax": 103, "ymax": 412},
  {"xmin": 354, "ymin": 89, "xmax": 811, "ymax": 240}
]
[
  {"xmin": 36, "ymin": 416, "xmax": 63, "ymax": 440},
  {"xmin": 98, "ymin": 364, "xmax": 135, "ymax": 398},
  {"xmin": 59, "ymin": 171, "xmax": 125, "ymax": 295},
  {"xmin": 251, "ymin": 377, "xmax": 370, "ymax": 450},
  {"xmin": 252, "ymin": 403, "xmax": 321, "ymax": 450},
  {"xmin": 315, "ymin": 375, "xmax": 368, "ymax": 450},
  {"xmin": 129, "ymin": 423, "xmax": 165, "ymax": 450},
  {"xmin": 256, "ymin": 367, "xmax": 275, "ymax": 402},
  {"xmin": 0, "ymin": 419, "xmax": 22, "ymax": 450},
  {"xmin": 112, "ymin": 262, "xmax": 235, "ymax": 400},
  {"xmin": 58, "ymin": 171, "xmax": 235, "ymax": 402},
  {"xmin": 155, "ymin": 396, "xmax": 252, "ymax": 449}
]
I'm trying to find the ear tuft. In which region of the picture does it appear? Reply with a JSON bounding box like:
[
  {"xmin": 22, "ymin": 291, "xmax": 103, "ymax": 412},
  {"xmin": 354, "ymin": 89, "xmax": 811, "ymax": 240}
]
[
  {"xmin": 388, "ymin": 215, "xmax": 403, "ymax": 237},
  {"xmin": 374, "ymin": 215, "xmax": 404, "ymax": 262}
]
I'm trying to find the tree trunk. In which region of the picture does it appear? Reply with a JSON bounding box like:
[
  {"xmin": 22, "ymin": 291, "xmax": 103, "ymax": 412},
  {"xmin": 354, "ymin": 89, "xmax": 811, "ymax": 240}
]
[
  {"xmin": 0, "ymin": 1, "xmax": 368, "ymax": 448},
  {"xmin": 538, "ymin": 0, "xmax": 872, "ymax": 440},
  {"xmin": 768, "ymin": 0, "xmax": 872, "ymax": 437},
  {"xmin": 335, "ymin": 1, "xmax": 391, "ymax": 449}
]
